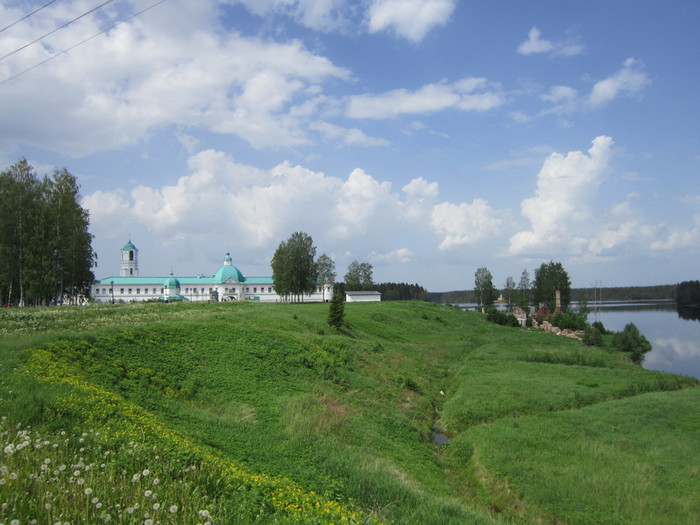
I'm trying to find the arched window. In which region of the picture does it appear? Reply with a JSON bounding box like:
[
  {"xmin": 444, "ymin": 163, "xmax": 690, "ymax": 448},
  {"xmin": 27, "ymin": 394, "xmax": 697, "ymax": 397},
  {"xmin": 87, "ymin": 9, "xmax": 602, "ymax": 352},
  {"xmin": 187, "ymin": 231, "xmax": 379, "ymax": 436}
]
[{"xmin": 129, "ymin": 250, "xmax": 134, "ymax": 261}]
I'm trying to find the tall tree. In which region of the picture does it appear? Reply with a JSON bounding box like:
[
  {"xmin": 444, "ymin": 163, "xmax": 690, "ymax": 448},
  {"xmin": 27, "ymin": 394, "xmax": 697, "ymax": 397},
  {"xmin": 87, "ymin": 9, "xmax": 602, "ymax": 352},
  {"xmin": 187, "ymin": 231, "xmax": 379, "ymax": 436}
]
[
  {"xmin": 315, "ymin": 253, "xmax": 336, "ymax": 301},
  {"xmin": 271, "ymin": 231, "xmax": 318, "ymax": 303},
  {"xmin": 518, "ymin": 268, "xmax": 531, "ymax": 309},
  {"xmin": 503, "ymin": 276, "xmax": 516, "ymax": 309},
  {"xmin": 533, "ymin": 261, "xmax": 571, "ymax": 312},
  {"xmin": 344, "ymin": 260, "xmax": 373, "ymax": 291},
  {"xmin": 0, "ymin": 160, "xmax": 95, "ymax": 306},
  {"xmin": 474, "ymin": 267, "xmax": 495, "ymax": 307}
]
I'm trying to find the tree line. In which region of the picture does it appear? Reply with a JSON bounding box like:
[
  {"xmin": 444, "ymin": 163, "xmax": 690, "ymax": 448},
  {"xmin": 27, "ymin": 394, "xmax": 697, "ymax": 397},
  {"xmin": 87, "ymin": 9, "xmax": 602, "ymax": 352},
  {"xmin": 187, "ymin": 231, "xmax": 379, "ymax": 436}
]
[
  {"xmin": 1, "ymin": 160, "xmax": 95, "ymax": 306},
  {"xmin": 432, "ymin": 283, "xmax": 679, "ymax": 305}
]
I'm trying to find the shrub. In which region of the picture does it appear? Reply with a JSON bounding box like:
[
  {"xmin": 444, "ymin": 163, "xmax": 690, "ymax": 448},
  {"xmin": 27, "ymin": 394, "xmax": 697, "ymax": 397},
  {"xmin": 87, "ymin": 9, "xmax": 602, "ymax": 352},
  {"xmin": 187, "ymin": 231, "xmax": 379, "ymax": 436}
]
[
  {"xmin": 582, "ymin": 326, "xmax": 604, "ymax": 347},
  {"xmin": 549, "ymin": 312, "xmax": 587, "ymax": 331},
  {"xmin": 612, "ymin": 323, "xmax": 652, "ymax": 365},
  {"xmin": 484, "ymin": 307, "xmax": 520, "ymax": 327},
  {"xmin": 591, "ymin": 321, "xmax": 609, "ymax": 335}
]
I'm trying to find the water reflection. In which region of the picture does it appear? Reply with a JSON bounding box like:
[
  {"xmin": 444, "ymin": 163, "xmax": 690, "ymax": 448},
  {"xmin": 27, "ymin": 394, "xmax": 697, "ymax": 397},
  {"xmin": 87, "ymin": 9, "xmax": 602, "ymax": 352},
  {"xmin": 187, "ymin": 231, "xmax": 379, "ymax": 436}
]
[
  {"xmin": 677, "ymin": 306, "xmax": 700, "ymax": 322},
  {"xmin": 593, "ymin": 303, "xmax": 700, "ymax": 380}
]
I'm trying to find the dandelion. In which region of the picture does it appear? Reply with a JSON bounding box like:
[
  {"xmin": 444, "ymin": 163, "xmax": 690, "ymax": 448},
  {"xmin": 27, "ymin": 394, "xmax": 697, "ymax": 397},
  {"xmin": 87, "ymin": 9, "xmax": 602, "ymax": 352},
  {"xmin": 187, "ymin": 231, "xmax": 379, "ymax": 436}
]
[
  {"xmin": 73, "ymin": 470, "xmax": 81, "ymax": 477},
  {"xmin": 169, "ymin": 505, "xmax": 178, "ymax": 514},
  {"xmin": 77, "ymin": 478, "xmax": 85, "ymax": 485},
  {"xmin": 131, "ymin": 473, "xmax": 140, "ymax": 483},
  {"xmin": 144, "ymin": 490, "xmax": 152, "ymax": 498},
  {"xmin": 152, "ymin": 503, "xmax": 160, "ymax": 511},
  {"xmin": 92, "ymin": 497, "xmax": 99, "ymax": 504},
  {"xmin": 84, "ymin": 488, "xmax": 92, "ymax": 495},
  {"xmin": 10, "ymin": 472, "xmax": 17, "ymax": 480},
  {"xmin": 142, "ymin": 469, "xmax": 150, "ymax": 476},
  {"xmin": 144, "ymin": 520, "xmax": 153, "ymax": 525}
]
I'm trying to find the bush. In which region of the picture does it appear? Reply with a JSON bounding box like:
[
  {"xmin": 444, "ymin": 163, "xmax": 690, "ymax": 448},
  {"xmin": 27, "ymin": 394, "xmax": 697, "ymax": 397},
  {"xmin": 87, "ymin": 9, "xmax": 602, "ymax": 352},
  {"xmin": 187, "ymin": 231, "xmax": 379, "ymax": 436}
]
[
  {"xmin": 582, "ymin": 326, "xmax": 604, "ymax": 347},
  {"xmin": 549, "ymin": 312, "xmax": 587, "ymax": 331},
  {"xmin": 484, "ymin": 307, "xmax": 520, "ymax": 327},
  {"xmin": 591, "ymin": 321, "xmax": 609, "ymax": 335},
  {"xmin": 612, "ymin": 323, "xmax": 652, "ymax": 365}
]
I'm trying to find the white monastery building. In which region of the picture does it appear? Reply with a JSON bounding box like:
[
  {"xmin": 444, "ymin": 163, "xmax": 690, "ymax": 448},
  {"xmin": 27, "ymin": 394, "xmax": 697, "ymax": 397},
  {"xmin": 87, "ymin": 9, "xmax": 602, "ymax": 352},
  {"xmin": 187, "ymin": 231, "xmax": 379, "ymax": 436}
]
[{"xmin": 92, "ymin": 240, "xmax": 333, "ymax": 303}]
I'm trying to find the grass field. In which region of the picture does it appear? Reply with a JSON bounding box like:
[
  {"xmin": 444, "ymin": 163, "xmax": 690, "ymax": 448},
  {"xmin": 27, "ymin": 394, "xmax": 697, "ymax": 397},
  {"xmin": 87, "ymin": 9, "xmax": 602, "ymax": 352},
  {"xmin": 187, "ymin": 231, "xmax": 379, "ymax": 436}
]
[{"xmin": 0, "ymin": 300, "xmax": 697, "ymax": 524}]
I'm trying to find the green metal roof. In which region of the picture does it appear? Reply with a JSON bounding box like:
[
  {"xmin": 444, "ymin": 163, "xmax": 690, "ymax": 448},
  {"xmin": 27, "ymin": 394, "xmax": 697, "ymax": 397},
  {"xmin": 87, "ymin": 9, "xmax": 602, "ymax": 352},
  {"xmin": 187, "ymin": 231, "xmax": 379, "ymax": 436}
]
[
  {"xmin": 164, "ymin": 274, "xmax": 181, "ymax": 288},
  {"xmin": 122, "ymin": 240, "xmax": 137, "ymax": 251}
]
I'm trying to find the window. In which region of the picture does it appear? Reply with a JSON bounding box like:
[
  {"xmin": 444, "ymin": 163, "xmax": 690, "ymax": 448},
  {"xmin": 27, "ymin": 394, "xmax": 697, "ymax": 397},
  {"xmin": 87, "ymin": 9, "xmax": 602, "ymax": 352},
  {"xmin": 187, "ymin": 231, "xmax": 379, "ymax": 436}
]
[
  {"xmin": 130, "ymin": 268, "xmax": 133, "ymax": 275},
  {"xmin": 246, "ymin": 287, "xmax": 250, "ymax": 292},
  {"xmin": 129, "ymin": 250, "xmax": 134, "ymax": 261},
  {"xmin": 253, "ymin": 287, "xmax": 257, "ymax": 293},
  {"xmin": 136, "ymin": 288, "xmax": 141, "ymax": 294},
  {"xmin": 120, "ymin": 288, "xmax": 124, "ymax": 294},
  {"xmin": 268, "ymin": 287, "xmax": 272, "ymax": 293},
  {"xmin": 128, "ymin": 289, "xmax": 132, "ymax": 294}
]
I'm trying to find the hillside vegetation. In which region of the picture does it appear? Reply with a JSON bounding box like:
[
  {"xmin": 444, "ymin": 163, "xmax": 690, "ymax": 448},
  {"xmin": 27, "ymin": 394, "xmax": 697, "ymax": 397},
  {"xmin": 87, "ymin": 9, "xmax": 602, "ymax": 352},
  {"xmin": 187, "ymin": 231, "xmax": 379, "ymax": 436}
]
[{"xmin": 1, "ymin": 301, "xmax": 698, "ymax": 524}]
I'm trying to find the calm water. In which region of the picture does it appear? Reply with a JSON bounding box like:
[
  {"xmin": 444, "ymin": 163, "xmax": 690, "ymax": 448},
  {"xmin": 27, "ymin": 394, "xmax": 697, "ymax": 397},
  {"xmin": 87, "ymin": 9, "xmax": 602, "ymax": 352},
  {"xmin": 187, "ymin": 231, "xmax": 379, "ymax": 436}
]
[{"xmin": 590, "ymin": 302, "xmax": 700, "ymax": 380}]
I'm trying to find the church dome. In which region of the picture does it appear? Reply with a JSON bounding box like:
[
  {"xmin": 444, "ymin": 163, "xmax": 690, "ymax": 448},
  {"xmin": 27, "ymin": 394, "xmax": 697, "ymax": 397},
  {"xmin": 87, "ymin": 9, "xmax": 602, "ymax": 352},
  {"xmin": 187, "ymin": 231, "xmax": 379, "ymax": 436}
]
[
  {"xmin": 122, "ymin": 240, "xmax": 137, "ymax": 251},
  {"xmin": 213, "ymin": 252, "xmax": 245, "ymax": 283},
  {"xmin": 164, "ymin": 273, "xmax": 180, "ymax": 289}
]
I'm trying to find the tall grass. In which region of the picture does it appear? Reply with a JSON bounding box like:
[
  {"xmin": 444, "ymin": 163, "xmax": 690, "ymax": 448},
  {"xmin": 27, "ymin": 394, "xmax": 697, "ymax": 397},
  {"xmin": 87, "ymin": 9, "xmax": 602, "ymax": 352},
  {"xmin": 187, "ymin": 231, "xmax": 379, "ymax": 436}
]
[{"xmin": 1, "ymin": 300, "xmax": 697, "ymax": 524}]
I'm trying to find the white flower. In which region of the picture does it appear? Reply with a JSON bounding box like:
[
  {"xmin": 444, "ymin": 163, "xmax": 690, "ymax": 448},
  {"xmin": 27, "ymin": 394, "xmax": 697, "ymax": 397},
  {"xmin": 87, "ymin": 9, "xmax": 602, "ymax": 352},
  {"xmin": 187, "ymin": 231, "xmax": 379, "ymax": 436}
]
[
  {"xmin": 132, "ymin": 473, "xmax": 140, "ymax": 482},
  {"xmin": 152, "ymin": 503, "xmax": 160, "ymax": 511},
  {"xmin": 84, "ymin": 488, "xmax": 92, "ymax": 495},
  {"xmin": 152, "ymin": 478, "xmax": 159, "ymax": 485},
  {"xmin": 169, "ymin": 505, "xmax": 178, "ymax": 514},
  {"xmin": 142, "ymin": 469, "xmax": 150, "ymax": 476},
  {"xmin": 144, "ymin": 490, "xmax": 152, "ymax": 498}
]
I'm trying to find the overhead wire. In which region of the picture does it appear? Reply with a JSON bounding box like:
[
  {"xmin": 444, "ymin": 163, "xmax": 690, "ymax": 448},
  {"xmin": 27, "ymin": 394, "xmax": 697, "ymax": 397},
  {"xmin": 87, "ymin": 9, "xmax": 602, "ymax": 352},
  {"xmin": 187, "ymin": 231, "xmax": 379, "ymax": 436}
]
[
  {"xmin": 0, "ymin": 0, "xmax": 60, "ymax": 34},
  {"xmin": 0, "ymin": 0, "xmax": 168, "ymax": 86},
  {"xmin": 0, "ymin": 0, "xmax": 116, "ymax": 62}
]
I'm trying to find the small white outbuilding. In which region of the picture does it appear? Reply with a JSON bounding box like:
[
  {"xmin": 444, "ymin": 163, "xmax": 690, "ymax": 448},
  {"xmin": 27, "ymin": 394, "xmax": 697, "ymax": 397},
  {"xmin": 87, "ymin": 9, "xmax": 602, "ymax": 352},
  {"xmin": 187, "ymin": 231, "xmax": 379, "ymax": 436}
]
[{"xmin": 345, "ymin": 291, "xmax": 382, "ymax": 302}]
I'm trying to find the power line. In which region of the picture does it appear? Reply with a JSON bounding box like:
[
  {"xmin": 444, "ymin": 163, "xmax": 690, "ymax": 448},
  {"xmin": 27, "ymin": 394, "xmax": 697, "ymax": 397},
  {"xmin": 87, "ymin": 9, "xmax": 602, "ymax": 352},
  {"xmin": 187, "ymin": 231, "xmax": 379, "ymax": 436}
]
[
  {"xmin": 0, "ymin": 0, "xmax": 168, "ymax": 86},
  {"xmin": 0, "ymin": 0, "xmax": 116, "ymax": 62},
  {"xmin": 0, "ymin": 0, "xmax": 61, "ymax": 34}
]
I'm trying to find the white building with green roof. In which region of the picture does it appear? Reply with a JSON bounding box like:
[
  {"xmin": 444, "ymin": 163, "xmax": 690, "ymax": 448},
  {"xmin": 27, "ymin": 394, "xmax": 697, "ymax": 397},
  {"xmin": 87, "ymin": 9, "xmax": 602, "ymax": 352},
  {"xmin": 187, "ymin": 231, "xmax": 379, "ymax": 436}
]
[{"xmin": 92, "ymin": 240, "xmax": 332, "ymax": 303}]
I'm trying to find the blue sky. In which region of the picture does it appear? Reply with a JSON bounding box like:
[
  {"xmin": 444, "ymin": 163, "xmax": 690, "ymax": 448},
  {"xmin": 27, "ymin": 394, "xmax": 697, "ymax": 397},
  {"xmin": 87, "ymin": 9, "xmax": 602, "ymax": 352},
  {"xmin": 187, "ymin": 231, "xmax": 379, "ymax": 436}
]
[{"xmin": 1, "ymin": 0, "xmax": 699, "ymax": 291}]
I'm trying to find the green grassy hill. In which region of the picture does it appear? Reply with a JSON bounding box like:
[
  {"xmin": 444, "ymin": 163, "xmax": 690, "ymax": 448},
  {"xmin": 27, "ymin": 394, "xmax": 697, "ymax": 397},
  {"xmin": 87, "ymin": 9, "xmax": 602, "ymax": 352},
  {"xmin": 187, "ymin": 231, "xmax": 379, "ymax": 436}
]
[{"xmin": 1, "ymin": 301, "xmax": 697, "ymax": 524}]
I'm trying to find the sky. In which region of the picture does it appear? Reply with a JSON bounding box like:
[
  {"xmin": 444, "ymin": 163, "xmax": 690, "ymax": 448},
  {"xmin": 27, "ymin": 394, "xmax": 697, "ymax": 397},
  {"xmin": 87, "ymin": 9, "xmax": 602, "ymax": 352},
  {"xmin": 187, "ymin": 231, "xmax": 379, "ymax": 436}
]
[{"xmin": 1, "ymin": 0, "xmax": 699, "ymax": 292}]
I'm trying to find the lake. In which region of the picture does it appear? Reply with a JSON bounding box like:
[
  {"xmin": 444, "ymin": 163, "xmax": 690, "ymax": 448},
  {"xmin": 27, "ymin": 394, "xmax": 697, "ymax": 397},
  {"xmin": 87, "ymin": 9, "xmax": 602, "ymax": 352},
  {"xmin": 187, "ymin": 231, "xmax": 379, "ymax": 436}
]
[{"xmin": 591, "ymin": 301, "xmax": 700, "ymax": 380}]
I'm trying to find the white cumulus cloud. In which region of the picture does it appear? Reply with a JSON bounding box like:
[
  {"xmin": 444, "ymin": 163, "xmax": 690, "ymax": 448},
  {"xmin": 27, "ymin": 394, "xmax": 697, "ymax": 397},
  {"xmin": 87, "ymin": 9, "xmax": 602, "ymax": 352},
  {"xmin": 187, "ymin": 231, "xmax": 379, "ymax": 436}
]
[
  {"xmin": 589, "ymin": 58, "xmax": 650, "ymax": 107},
  {"xmin": 508, "ymin": 136, "xmax": 614, "ymax": 256},
  {"xmin": 346, "ymin": 78, "xmax": 503, "ymax": 119},
  {"xmin": 431, "ymin": 199, "xmax": 501, "ymax": 250},
  {"xmin": 367, "ymin": 0, "xmax": 457, "ymax": 42}
]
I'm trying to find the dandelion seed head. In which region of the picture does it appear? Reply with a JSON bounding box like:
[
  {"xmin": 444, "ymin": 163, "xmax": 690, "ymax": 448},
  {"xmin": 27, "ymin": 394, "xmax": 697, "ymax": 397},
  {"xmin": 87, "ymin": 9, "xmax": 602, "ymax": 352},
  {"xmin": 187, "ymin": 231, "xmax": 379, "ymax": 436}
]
[
  {"xmin": 144, "ymin": 489, "xmax": 152, "ymax": 497},
  {"xmin": 169, "ymin": 505, "xmax": 178, "ymax": 514}
]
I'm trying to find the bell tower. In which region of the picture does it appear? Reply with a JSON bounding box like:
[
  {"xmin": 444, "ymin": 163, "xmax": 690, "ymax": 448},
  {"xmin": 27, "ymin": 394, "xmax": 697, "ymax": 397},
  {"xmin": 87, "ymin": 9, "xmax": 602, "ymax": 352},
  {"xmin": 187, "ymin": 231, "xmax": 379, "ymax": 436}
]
[{"xmin": 120, "ymin": 240, "xmax": 139, "ymax": 277}]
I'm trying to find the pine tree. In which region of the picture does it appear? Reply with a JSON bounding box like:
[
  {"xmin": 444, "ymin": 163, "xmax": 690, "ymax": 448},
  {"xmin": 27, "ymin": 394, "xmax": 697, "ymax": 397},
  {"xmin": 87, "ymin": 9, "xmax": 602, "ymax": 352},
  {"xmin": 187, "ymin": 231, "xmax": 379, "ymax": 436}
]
[{"xmin": 327, "ymin": 288, "xmax": 345, "ymax": 329}]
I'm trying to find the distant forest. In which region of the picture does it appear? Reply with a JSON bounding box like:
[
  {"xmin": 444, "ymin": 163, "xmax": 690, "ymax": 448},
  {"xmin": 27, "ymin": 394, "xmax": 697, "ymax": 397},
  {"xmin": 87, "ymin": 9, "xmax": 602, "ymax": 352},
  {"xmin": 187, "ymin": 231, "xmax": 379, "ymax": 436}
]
[{"xmin": 429, "ymin": 284, "xmax": 678, "ymax": 305}]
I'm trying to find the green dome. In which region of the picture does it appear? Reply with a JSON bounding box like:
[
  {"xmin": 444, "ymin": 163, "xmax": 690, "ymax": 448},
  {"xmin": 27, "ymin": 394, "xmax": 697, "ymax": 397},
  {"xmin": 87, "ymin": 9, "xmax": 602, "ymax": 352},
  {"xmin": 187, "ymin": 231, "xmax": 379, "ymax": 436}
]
[
  {"xmin": 214, "ymin": 252, "xmax": 245, "ymax": 283},
  {"xmin": 122, "ymin": 240, "xmax": 137, "ymax": 251},
  {"xmin": 164, "ymin": 273, "xmax": 180, "ymax": 289}
]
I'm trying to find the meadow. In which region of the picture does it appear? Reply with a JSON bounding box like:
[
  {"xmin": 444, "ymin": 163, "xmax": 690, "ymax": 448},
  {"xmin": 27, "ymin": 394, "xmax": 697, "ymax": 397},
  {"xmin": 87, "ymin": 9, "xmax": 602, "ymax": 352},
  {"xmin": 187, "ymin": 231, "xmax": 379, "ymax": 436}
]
[{"xmin": 0, "ymin": 300, "xmax": 697, "ymax": 524}]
